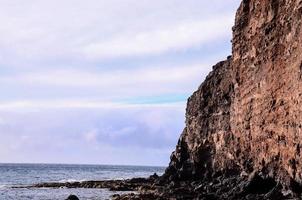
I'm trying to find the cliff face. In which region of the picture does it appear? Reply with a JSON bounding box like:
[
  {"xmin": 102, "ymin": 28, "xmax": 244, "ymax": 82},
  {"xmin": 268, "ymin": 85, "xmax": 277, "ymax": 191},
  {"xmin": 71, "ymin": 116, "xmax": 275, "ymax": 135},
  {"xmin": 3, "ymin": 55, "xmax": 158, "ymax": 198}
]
[
  {"xmin": 165, "ymin": 0, "xmax": 302, "ymax": 192},
  {"xmin": 232, "ymin": 0, "xmax": 302, "ymax": 185},
  {"xmin": 166, "ymin": 58, "xmax": 235, "ymax": 182}
]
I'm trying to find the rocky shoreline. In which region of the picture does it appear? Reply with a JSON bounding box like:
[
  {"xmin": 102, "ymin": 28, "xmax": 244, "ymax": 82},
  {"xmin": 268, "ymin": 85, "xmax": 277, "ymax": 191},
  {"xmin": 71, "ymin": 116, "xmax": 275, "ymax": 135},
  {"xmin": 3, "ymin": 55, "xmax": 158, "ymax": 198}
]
[
  {"xmin": 19, "ymin": 172, "xmax": 297, "ymax": 200},
  {"xmin": 18, "ymin": 0, "xmax": 302, "ymax": 199}
]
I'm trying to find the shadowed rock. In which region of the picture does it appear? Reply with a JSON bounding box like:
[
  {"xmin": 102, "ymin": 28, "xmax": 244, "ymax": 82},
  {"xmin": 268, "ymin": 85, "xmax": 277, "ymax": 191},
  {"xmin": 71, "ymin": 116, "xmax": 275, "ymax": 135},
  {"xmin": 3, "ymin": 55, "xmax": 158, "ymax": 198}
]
[{"xmin": 66, "ymin": 195, "xmax": 79, "ymax": 200}]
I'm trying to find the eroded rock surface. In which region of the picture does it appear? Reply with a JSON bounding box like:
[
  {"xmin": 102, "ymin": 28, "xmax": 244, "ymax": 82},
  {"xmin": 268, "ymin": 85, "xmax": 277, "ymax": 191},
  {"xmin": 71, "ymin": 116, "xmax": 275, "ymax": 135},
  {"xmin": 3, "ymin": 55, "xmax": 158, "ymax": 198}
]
[{"xmin": 164, "ymin": 0, "xmax": 302, "ymax": 198}]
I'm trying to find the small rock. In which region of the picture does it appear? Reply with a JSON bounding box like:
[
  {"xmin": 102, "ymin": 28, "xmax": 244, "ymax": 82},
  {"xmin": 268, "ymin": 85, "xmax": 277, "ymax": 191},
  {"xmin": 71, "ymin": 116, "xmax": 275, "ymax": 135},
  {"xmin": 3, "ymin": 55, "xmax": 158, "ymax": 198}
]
[
  {"xmin": 111, "ymin": 194, "xmax": 120, "ymax": 200},
  {"xmin": 66, "ymin": 195, "xmax": 79, "ymax": 200},
  {"xmin": 149, "ymin": 173, "xmax": 159, "ymax": 180}
]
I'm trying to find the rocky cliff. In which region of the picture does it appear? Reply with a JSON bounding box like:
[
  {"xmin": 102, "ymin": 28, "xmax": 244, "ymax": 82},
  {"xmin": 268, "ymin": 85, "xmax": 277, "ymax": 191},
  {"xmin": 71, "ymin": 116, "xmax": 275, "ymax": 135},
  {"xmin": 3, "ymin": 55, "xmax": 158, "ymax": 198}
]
[
  {"xmin": 165, "ymin": 0, "xmax": 302, "ymax": 197},
  {"xmin": 33, "ymin": 0, "xmax": 302, "ymax": 199}
]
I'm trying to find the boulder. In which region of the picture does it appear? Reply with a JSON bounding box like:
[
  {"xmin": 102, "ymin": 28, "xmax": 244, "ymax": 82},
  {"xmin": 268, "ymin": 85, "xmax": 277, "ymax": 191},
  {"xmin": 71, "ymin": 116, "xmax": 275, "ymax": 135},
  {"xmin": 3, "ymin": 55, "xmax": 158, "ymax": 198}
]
[{"xmin": 66, "ymin": 195, "xmax": 79, "ymax": 200}]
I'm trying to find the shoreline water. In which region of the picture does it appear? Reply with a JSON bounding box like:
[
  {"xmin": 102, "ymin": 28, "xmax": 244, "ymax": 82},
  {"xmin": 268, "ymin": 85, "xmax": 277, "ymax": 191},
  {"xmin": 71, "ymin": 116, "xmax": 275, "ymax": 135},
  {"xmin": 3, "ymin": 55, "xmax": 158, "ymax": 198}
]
[
  {"xmin": 0, "ymin": 162, "xmax": 165, "ymax": 167},
  {"xmin": 0, "ymin": 163, "xmax": 165, "ymax": 200}
]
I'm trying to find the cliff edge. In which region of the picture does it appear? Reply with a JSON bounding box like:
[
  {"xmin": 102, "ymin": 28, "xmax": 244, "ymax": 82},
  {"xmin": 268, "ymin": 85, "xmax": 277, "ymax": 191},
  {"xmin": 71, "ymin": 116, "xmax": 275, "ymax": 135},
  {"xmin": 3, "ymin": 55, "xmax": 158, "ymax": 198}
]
[{"xmin": 164, "ymin": 0, "xmax": 302, "ymax": 198}]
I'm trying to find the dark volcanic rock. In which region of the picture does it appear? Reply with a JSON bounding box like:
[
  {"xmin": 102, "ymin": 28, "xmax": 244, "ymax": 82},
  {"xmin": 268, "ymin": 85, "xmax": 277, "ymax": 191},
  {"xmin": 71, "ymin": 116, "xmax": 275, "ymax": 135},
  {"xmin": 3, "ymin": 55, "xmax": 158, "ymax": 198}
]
[
  {"xmin": 66, "ymin": 195, "xmax": 79, "ymax": 200},
  {"xmin": 30, "ymin": 178, "xmax": 153, "ymax": 191}
]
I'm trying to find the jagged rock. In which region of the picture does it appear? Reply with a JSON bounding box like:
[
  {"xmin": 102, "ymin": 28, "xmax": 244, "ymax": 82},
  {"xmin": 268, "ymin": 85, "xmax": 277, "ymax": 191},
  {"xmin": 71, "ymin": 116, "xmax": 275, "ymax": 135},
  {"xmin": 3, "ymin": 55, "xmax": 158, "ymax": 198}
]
[
  {"xmin": 164, "ymin": 0, "xmax": 302, "ymax": 198},
  {"xmin": 149, "ymin": 173, "xmax": 159, "ymax": 180},
  {"xmin": 164, "ymin": 58, "xmax": 234, "ymax": 182}
]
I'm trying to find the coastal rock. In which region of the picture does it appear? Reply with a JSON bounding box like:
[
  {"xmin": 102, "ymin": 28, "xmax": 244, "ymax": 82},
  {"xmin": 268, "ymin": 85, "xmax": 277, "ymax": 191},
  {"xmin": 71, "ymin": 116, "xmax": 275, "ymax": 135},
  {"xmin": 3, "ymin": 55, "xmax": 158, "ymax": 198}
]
[
  {"xmin": 27, "ymin": 0, "xmax": 302, "ymax": 199},
  {"xmin": 66, "ymin": 195, "xmax": 79, "ymax": 200},
  {"xmin": 164, "ymin": 58, "xmax": 234, "ymax": 182},
  {"xmin": 28, "ymin": 177, "xmax": 157, "ymax": 192},
  {"xmin": 164, "ymin": 0, "xmax": 302, "ymax": 197}
]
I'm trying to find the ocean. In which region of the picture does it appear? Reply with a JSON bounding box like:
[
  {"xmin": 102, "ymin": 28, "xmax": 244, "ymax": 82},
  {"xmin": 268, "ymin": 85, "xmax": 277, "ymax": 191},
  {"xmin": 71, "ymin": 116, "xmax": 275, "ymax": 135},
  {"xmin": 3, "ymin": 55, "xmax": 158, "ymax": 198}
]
[{"xmin": 0, "ymin": 163, "xmax": 165, "ymax": 200}]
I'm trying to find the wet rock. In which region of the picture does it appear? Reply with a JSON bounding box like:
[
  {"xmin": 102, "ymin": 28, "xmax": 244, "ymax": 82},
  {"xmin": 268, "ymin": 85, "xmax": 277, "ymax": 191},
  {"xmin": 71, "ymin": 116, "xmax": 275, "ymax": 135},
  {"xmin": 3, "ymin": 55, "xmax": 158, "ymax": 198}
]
[
  {"xmin": 111, "ymin": 194, "xmax": 121, "ymax": 200},
  {"xmin": 149, "ymin": 173, "xmax": 159, "ymax": 181},
  {"xmin": 263, "ymin": 184, "xmax": 285, "ymax": 200},
  {"xmin": 244, "ymin": 174, "xmax": 277, "ymax": 194},
  {"xmin": 109, "ymin": 184, "xmax": 135, "ymax": 191},
  {"xmin": 66, "ymin": 195, "xmax": 79, "ymax": 200}
]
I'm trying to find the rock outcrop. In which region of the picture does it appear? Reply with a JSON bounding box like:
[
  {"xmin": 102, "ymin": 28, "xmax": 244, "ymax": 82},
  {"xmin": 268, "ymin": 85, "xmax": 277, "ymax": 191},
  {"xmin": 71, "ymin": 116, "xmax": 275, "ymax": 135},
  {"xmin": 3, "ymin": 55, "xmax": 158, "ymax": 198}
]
[
  {"xmin": 27, "ymin": 0, "xmax": 302, "ymax": 199},
  {"xmin": 66, "ymin": 195, "xmax": 80, "ymax": 200},
  {"xmin": 165, "ymin": 0, "xmax": 302, "ymax": 197}
]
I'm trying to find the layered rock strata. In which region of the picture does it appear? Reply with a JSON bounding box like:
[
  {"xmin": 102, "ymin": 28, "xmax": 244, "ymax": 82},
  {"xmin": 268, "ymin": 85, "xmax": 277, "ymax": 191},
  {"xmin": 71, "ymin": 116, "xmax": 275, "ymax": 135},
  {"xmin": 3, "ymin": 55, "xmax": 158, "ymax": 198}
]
[{"xmin": 165, "ymin": 0, "xmax": 302, "ymax": 196}]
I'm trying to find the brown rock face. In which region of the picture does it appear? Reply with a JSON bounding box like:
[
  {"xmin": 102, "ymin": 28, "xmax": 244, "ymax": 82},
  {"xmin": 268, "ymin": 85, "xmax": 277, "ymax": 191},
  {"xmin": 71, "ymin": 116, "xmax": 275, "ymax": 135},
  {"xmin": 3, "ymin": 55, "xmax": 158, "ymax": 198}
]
[
  {"xmin": 231, "ymin": 0, "xmax": 302, "ymax": 185},
  {"xmin": 166, "ymin": 58, "xmax": 235, "ymax": 182},
  {"xmin": 165, "ymin": 0, "xmax": 302, "ymax": 192}
]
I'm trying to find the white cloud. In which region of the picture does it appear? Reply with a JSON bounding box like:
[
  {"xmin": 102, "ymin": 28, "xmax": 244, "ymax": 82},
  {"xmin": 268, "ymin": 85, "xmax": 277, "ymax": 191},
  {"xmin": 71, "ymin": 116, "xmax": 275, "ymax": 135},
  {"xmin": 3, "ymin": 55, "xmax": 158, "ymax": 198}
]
[
  {"xmin": 82, "ymin": 15, "xmax": 234, "ymax": 60},
  {"xmin": 0, "ymin": 104, "xmax": 185, "ymax": 165},
  {"xmin": 0, "ymin": 0, "xmax": 241, "ymax": 165},
  {"xmin": 0, "ymin": 62, "xmax": 213, "ymax": 99},
  {"xmin": 0, "ymin": 99, "xmax": 185, "ymax": 111},
  {"xmin": 83, "ymin": 129, "xmax": 99, "ymax": 143},
  {"xmin": 0, "ymin": 117, "xmax": 7, "ymax": 125},
  {"xmin": 0, "ymin": 0, "xmax": 239, "ymax": 65},
  {"xmin": 3, "ymin": 64, "xmax": 205, "ymax": 86}
]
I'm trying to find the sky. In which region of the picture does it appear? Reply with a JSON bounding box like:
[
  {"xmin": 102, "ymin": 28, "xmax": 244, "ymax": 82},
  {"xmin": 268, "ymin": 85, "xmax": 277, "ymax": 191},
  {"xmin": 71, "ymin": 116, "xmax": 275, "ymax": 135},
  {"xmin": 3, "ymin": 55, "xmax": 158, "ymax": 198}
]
[{"xmin": 0, "ymin": 0, "xmax": 241, "ymax": 166}]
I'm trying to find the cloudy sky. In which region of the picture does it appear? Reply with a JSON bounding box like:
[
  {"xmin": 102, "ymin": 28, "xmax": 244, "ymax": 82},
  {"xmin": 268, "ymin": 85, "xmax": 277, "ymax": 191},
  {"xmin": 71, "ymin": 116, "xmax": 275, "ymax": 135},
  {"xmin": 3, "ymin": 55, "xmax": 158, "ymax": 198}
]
[{"xmin": 0, "ymin": 0, "xmax": 241, "ymax": 166}]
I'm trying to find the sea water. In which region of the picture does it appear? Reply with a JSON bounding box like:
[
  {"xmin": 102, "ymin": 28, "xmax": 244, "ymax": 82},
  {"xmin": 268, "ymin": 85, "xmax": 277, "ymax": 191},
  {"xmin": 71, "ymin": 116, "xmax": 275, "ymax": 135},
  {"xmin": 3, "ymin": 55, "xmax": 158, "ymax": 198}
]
[{"xmin": 0, "ymin": 163, "xmax": 165, "ymax": 200}]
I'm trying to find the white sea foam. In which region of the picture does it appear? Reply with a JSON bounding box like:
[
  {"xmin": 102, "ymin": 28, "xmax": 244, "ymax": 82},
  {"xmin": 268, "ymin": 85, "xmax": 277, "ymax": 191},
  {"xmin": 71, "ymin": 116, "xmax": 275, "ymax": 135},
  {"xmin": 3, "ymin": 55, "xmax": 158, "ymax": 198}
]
[
  {"xmin": 58, "ymin": 179, "xmax": 87, "ymax": 183},
  {"xmin": 0, "ymin": 184, "xmax": 7, "ymax": 189}
]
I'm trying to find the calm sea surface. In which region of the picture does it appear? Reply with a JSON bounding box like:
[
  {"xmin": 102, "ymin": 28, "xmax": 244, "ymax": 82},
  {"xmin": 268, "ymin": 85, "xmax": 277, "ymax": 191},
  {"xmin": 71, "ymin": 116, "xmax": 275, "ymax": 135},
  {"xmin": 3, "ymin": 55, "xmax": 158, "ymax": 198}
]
[{"xmin": 0, "ymin": 163, "xmax": 165, "ymax": 200}]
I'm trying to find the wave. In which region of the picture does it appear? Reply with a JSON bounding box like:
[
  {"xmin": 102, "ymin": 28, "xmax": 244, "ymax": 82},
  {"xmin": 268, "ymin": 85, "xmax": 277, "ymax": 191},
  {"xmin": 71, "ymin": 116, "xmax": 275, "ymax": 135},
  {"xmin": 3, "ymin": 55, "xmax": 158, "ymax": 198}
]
[
  {"xmin": 57, "ymin": 179, "xmax": 87, "ymax": 183},
  {"xmin": 0, "ymin": 184, "xmax": 8, "ymax": 189}
]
